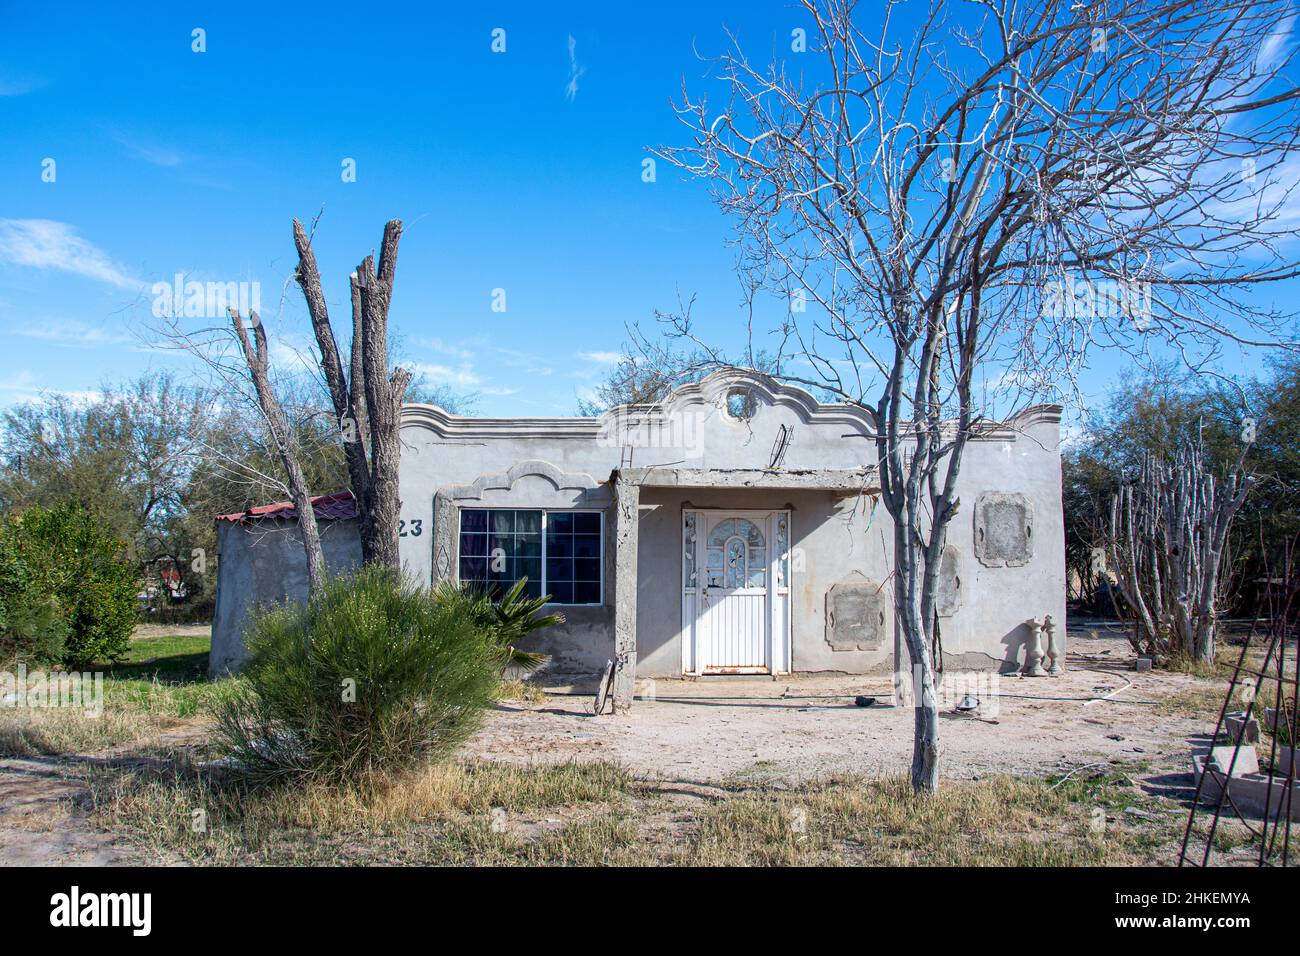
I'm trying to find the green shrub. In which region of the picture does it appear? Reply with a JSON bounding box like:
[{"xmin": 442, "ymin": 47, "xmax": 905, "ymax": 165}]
[
  {"xmin": 432, "ymin": 578, "xmax": 564, "ymax": 673},
  {"xmin": 215, "ymin": 567, "xmax": 499, "ymax": 785},
  {"xmin": 0, "ymin": 503, "xmax": 136, "ymax": 666},
  {"xmin": 0, "ymin": 594, "xmax": 69, "ymax": 664}
]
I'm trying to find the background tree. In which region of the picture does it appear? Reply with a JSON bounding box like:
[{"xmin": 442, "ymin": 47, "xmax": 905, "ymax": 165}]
[
  {"xmin": 1065, "ymin": 355, "xmax": 1300, "ymax": 617},
  {"xmin": 0, "ymin": 502, "xmax": 139, "ymax": 666},
  {"xmin": 0, "ymin": 372, "xmax": 212, "ymax": 551},
  {"xmin": 577, "ymin": 306, "xmax": 781, "ymax": 413},
  {"xmin": 1109, "ymin": 432, "xmax": 1253, "ymax": 662},
  {"xmin": 0, "ymin": 373, "xmax": 220, "ymax": 615},
  {"xmin": 657, "ymin": 0, "xmax": 1300, "ymax": 792}
]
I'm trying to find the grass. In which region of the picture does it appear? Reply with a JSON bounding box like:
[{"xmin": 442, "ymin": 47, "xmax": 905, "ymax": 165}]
[
  {"xmin": 77, "ymin": 752, "xmax": 1203, "ymax": 866},
  {"xmin": 496, "ymin": 679, "xmax": 546, "ymax": 703},
  {"xmin": 0, "ymin": 631, "xmax": 236, "ymax": 758},
  {"xmin": 83, "ymin": 758, "xmax": 636, "ymax": 865},
  {"xmin": 7, "ymin": 628, "xmax": 1281, "ymax": 867},
  {"xmin": 1157, "ymin": 637, "xmax": 1299, "ymax": 735},
  {"xmin": 1154, "ymin": 685, "xmax": 1231, "ymax": 720}
]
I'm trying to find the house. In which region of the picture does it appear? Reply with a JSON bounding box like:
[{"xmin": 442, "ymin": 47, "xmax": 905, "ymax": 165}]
[
  {"xmin": 211, "ymin": 370, "xmax": 1066, "ymax": 708},
  {"xmin": 400, "ymin": 370, "xmax": 1065, "ymax": 707},
  {"xmin": 209, "ymin": 491, "xmax": 361, "ymax": 676}
]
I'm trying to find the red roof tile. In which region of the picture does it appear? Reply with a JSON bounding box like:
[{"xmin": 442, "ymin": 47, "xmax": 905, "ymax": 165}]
[{"xmin": 216, "ymin": 490, "xmax": 356, "ymax": 523}]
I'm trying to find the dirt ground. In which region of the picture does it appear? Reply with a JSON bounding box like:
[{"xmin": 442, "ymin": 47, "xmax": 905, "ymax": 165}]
[
  {"xmin": 0, "ymin": 626, "xmax": 1234, "ymax": 865},
  {"xmin": 468, "ymin": 629, "xmax": 1214, "ymax": 785}
]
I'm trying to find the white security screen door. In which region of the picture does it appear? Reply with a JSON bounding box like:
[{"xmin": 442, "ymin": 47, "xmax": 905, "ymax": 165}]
[{"xmin": 696, "ymin": 512, "xmax": 771, "ymax": 673}]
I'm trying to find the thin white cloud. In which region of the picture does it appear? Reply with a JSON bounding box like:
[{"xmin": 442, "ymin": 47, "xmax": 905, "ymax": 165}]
[
  {"xmin": 0, "ymin": 75, "xmax": 45, "ymax": 96},
  {"xmin": 577, "ymin": 350, "xmax": 621, "ymax": 364},
  {"xmin": 268, "ymin": 333, "xmax": 321, "ymax": 375},
  {"xmin": 565, "ymin": 34, "xmax": 585, "ymax": 102},
  {"xmin": 1256, "ymin": 12, "xmax": 1296, "ymax": 73},
  {"xmin": 14, "ymin": 319, "xmax": 133, "ymax": 348},
  {"xmin": 0, "ymin": 370, "xmax": 102, "ymax": 404},
  {"xmin": 418, "ymin": 336, "xmax": 476, "ymax": 361},
  {"xmin": 0, "ymin": 219, "xmax": 143, "ymax": 290},
  {"xmin": 493, "ymin": 346, "xmax": 553, "ymax": 376},
  {"xmin": 111, "ymin": 130, "xmax": 186, "ymax": 168},
  {"xmin": 412, "ymin": 362, "xmax": 481, "ymax": 388}
]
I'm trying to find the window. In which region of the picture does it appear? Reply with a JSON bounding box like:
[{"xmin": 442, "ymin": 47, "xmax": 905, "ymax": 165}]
[
  {"xmin": 458, "ymin": 509, "xmax": 602, "ymax": 605},
  {"xmin": 725, "ymin": 387, "xmax": 757, "ymax": 421}
]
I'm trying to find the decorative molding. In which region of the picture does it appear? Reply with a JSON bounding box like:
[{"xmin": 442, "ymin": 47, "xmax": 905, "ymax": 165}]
[
  {"xmin": 652, "ymin": 369, "xmax": 880, "ymax": 436},
  {"xmin": 443, "ymin": 459, "xmax": 608, "ymax": 502},
  {"xmin": 617, "ymin": 465, "xmax": 880, "ymax": 493},
  {"xmin": 401, "ymin": 368, "xmax": 1060, "ymax": 444},
  {"xmin": 401, "ymin": 404, "xmax": 599, "ymax": 439}
]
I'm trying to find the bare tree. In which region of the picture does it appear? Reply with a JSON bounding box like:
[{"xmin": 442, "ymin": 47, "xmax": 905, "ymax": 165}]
[
  {"xmin": 229, "ymin": 308, "xmax": 328, "ymax": 592},
  {"xmin": 656, "ymin": 0, "xmax": 1300, "ymax": 791},
  {"xmin": 151, "ymin": 291, "xmax": 345, "ymax": 597},
  {"xmin": 1110, "ymin": 432, "xmax": 1253, "ymax": 662},
  {"xmin": 293, "ymin": 218, "xmax": 411, "ymax": 571}
]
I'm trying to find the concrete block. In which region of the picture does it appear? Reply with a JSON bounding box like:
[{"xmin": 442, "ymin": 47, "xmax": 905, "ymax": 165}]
[
  {"xmin": 1134, "ymin": 657, "xmax": 1154, "ymax": 672},
  {"xmin": 1269, "ymin": 744, "xmax": 1298, "ymax": 778},
  {"xmin": 1210, "ymin": 744, "xmax": 1259, "ymax": 777},
  {"xmin": 1193, "ymin": 755, "xmax": 1300, "ymax": 821},
  {"xmin": 1223, "ymin": 711, "xmax": 1260, "ymax": 744}
]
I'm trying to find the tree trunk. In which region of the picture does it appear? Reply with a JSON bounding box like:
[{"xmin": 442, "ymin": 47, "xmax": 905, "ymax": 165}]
[
  {"xmin": 293, "ymin": 218, "xmax": 411, "ymax": 573},
  {"xmin": 896, "ymin": 524, "xmax": 940, "ymax": 793},
  {"xmin": 354, "ymin": 222, "xmax": 412, "ymax": 572},
  {"xmin": 292, "ymin": 220, "xmax": 372, "ymax": 524},
  {"xmin": 230, "ymin": 309, "xmax": 327, "ymax": 593}
]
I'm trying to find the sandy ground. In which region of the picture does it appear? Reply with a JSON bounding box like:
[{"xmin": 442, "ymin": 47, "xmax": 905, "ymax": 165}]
[
  {"xmin": 0, "ymin": 756, "xmax": 141, "ymax": 865},
  {"xmin": 466, "ymin": 629, "xmax": 1213, "ymax": 786},
  {"xmin": 0, "ymin": 627, "xmax": 1222, "ymax": 865}
]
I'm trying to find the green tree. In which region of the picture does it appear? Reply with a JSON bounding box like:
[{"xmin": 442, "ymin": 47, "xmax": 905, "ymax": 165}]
[{"xmin": 2, "ymin": 502, "xmax": 139, "ymax": 665}]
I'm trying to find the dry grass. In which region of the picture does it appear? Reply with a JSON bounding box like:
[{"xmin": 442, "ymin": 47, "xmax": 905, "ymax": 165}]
[
  {"xmin": 1153, "ymin": 685, "xmax": 1232, "ymax": 720},
  {"xmin": 496, "ymin": 679, "xmax": 546, "ymax": 704},
  {"xmin": 0, "ymin": 676, "xmax": 239, "ymax": 758},
  {"xmin": 0, "ymin": 800, "xmax": 74, "ymax": 832},
  {"xmin": 0, "ymin": 707, "xmax": 167, "ymax": 758},
  {"xmin": 79, "ymin": 754, "xmax": 1194, "ymax": 866},
  {"xmin": 83, "ymin": 757, "xmax": 634, "ymax": 865}
]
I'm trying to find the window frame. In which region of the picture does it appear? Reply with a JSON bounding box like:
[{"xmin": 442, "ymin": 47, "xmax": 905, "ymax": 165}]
[{"xmin": 456, "ymin": 507, "xmax": 605, "ymax": 607}]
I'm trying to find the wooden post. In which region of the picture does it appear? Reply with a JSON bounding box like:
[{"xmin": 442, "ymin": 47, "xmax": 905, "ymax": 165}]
[{"xmin": 612, "ymin": 472, "xmax": 640, "ymax": 712}]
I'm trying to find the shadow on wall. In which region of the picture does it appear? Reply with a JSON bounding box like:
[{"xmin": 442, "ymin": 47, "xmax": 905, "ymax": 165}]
[{"xmin": 998, "ymin": 621, "xmax": 1036, "ymax": 674}]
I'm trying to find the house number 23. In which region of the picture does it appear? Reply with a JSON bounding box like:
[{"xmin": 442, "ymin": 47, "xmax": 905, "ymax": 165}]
[{"xmin": 399, "ymin": 519, "xmax": 423, "ymax": 537}]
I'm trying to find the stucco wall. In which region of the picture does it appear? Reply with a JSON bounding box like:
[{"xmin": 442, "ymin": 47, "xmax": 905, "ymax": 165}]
[
  {"xmin": 209, "ymin": 517, "xmax": 362, "ymax": 676},
  {"xmin": 396, "ymin": 370, "xmax": 1065, "ymax": 681}
]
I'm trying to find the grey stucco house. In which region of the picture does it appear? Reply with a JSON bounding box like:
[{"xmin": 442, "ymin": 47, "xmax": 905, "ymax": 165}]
[
  {"xmin": 402, "ymin": 370, "xmax": 1065, "ymax": 703},
  {"xmin": 212, "ymin": 370, "xmax": 1066, "ymax": 708},
  {"xmin": 209, "ymin": 491, "xmax": 362, "ymax": 676}
]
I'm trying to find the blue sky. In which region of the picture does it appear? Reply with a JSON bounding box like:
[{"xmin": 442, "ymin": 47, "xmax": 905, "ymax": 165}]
[{"xmin": 0, "ymin": 0, "xmax": 1294, "ymax": 421}]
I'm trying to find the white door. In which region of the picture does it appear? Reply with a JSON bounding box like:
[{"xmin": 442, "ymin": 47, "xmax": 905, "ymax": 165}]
[{"xmin": 696, "ymin": 513, "xmax": 772, "ymax": 673}]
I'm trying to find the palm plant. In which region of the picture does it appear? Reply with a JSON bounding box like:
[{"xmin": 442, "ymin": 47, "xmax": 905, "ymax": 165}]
[{"xmin": 433, "ymin": 578, "xmax": 564, "ymax": 673}]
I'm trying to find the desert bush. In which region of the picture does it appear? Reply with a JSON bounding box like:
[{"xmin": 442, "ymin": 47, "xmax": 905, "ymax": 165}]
[
  {"xmin": 0, "ymin": 503, "xmax": 136, "ymax": 666},
  {"xmin": 215, "ymin": 567, "xmax": 498, "ymax": 785},
  {"xmin": 432, "ymin": 578, "xmax": 563, "ymax": 673}
]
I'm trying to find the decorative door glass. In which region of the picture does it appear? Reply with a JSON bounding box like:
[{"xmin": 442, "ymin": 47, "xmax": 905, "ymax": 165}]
[{"xmin": 705, "ymin": 518, "xmax": 766, "ymax": 589}]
